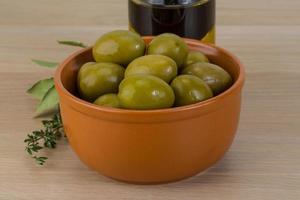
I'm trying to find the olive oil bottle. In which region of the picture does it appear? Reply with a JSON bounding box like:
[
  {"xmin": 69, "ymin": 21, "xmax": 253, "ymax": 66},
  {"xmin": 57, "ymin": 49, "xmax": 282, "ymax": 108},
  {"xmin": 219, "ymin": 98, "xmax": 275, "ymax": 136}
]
[{"xmin": 128, "ymin": 0, "xmax": 215, "ymax": 43}]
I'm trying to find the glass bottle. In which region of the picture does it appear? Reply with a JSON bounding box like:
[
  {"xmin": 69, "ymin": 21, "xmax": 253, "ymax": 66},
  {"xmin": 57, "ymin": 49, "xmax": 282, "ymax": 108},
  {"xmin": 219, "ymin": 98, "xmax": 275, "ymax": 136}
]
[{"xmin": 128, "ymin": 0, "xmax": 215, "ymax": 43}]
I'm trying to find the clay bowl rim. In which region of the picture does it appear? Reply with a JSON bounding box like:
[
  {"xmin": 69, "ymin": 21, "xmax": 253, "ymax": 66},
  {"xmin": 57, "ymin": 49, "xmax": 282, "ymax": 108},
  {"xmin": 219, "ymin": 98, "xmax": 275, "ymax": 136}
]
[{"xmin": 54, "ymin": 36, "xmax": 245, "ymax": 116}]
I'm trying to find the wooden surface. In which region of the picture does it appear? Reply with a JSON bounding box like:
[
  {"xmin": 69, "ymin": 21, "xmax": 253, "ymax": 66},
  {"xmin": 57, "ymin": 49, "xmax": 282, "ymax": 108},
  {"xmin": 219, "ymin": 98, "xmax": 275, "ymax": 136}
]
[{"xmin": 0, "ymin": 0, "xmax": 300, "ymax": 199}]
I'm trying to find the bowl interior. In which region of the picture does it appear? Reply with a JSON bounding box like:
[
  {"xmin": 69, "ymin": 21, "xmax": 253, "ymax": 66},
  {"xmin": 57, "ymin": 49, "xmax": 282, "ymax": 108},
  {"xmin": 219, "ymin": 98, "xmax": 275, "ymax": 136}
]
[
  {"xmin": 60, "ymin": 48, "xmax": 94, "ymax": 96},
  {"xmin": 59, "ymin": 37, "xmax": 242, "ymax": 104}
]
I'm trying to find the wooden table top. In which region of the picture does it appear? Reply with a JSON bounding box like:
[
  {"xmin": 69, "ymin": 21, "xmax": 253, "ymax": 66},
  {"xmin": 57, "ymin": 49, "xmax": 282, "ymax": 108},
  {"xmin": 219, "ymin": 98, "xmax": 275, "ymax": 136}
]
[{"xmin": 1, "ymin": 0, "xmax": 299, "ymax": 199}]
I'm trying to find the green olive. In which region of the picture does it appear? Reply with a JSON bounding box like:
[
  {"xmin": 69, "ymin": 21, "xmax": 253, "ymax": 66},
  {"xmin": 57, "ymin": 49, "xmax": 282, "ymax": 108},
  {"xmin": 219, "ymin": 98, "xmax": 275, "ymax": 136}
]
[
  {"xmin": 147, "ymin": 33, "xmax": 188, "ymax": 68},
  {"xmin": 183, "ymin": 51, "xmax": 209, "ymax": 68},
  {"xmin": 77, "ymin": 62, "xmax": 125, "ymax": 102},
  {"xmin": 125, "ymin": 55, "xmax": 177, "ymax": 83},
  {"xmin": 94, "ymin": 94, "xmax": 121, "ymax": 108},
  {"xmin": 118, "ymin": 75, "xmax": 175, "ymax": 110},
  {"xmin": 93, "ymin": 30, "xmax": 145, "ymax": 66},
  {"xmin": 171, "ymin": 75, "xmax": 213, "ymax": 106},
  {"xmin": 182, "ymin": 62, "xmax": 233, "ymax": 95}
]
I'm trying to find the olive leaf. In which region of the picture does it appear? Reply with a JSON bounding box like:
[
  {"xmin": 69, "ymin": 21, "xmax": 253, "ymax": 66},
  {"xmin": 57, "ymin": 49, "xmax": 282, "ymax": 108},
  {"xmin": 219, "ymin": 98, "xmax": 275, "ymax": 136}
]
[
  {"xmin": 57, "ymin": 40, "xmax": 88, "ymax": 48},
  {"xmin": 27, "ymin": 78, "xmax": 54, "ymax": 100},
  {"xmin": 32, "ymin": 59, "xmax": 59, "ymax": 68},
  {"xmin": 36, "ymin": 86, "xmax": 59, "ymax": 116}
]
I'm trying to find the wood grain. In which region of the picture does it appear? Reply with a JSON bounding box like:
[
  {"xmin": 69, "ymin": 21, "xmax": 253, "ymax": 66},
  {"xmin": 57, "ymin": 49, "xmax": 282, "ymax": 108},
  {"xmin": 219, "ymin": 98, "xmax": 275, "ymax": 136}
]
[{"xmin": 0, "ymin": 0, "xmax": 299, "ymax": 199}]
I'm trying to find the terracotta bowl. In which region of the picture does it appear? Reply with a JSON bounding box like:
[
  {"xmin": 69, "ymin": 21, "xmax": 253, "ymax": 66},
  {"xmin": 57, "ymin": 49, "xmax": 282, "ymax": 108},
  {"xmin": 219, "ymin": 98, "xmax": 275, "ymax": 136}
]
[{"xmin": 54, "ymin": 37, "xmax": 245, "ymax": 184}]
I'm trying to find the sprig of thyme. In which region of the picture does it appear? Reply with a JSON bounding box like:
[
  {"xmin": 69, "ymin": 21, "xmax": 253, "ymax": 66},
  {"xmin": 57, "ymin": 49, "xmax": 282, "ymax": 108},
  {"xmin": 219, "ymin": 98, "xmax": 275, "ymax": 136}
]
[
  {"xmin": 24, "ymin": 113, "xmax": 64, "ymax": 165},
  {"xmin": 25, "ymin": 39, "xmax": 87, "ymax": 165}
]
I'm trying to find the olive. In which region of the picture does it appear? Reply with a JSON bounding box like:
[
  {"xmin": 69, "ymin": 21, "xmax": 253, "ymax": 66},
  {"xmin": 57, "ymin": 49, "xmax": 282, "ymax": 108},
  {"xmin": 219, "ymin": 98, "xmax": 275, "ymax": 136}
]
[
  {"xmin": 93, "ymin": 30, "xmax": 145, "ymax": 66},
  {"xmin": 77, "ymin": 62, "xmax": 125, "ymax": 102},
  {"xmin": 147, "ymin": 33, "xmax": 188, "ymax": 68},
  {"xmin": 94, "ymin": 94, "xmax": 121, "ymax": 108},
  {"xmin": 183, "ymin": 51, "xmax": 209, "ymax": 68},
  {"xmin": 125, "ymin": 55, "xmax": 177, "ymax": 83},
  {"xmin": 118, "ymin": 75, "xmax": 175, "ymax": 110},
  {"xmin": 182, "ymin": 62, "xmax": 233, "ymax": 95},
  {"xmin": 171, "ymin": 75, "xmax": 213, "ymax": 106}
]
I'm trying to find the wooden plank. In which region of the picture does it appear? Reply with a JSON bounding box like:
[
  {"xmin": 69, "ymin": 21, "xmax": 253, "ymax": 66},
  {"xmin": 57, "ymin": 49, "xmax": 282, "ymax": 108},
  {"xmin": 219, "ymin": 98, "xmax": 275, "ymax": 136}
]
[{"xmin": 0, "ymin": 0, "xmax": 299, "ymax": 199}]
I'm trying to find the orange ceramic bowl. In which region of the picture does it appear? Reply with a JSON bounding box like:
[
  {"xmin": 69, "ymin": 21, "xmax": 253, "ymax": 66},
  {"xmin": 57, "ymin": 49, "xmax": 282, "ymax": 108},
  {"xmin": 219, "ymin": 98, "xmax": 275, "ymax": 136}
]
[{"xmin": 54, "ymin": 37, "xmax": 245, "ymax": 184}]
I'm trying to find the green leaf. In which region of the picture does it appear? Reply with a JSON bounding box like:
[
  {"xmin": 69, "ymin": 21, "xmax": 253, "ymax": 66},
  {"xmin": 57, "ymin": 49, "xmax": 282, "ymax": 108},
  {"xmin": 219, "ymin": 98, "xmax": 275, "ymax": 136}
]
[
  {"xmin": 32, "ymin": 59, "xmax": 59, "ymax": 68},
  {"xmin": 27, "ymin": 78, "xmax": 54, "ymax": 100},
  {"xmin": 57, "ymin": 40, "xmax": 88, "ymax": 48},
  {"xmin": 36, "ymin": 86, "xmax": 59, "ymax": 116},
  {"xmin": 33, "ymin": 156, "xmax": 48, "ymax": 165},
  {"xmin": 26, "ymin": 148, "xmax": 32, "ymax": 155}
]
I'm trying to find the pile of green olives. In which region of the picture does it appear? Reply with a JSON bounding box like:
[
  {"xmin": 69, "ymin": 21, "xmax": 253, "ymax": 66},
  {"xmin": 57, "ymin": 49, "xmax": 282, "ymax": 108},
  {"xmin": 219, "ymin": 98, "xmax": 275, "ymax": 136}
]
[{"xmin": 77, "ymin": 30, "xmax": 233, "ymax": 110}]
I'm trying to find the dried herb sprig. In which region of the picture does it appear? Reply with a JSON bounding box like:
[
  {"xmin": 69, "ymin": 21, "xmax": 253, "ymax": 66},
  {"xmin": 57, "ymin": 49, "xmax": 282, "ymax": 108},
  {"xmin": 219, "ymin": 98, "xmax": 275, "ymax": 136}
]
[
  {"xmin": 25, "ymin": 39, "xmax": 87, "ymax": 165},
  {"xmin": 24, "ymin": 113, "xmax": 64, "ymax": 165}
]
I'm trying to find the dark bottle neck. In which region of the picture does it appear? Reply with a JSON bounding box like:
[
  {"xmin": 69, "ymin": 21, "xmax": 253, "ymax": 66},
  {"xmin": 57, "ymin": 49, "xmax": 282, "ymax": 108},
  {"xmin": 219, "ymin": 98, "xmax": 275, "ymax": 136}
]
[{"xmin": 144, "ymin": 0, "xmax": 200, "ymax": 6}]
